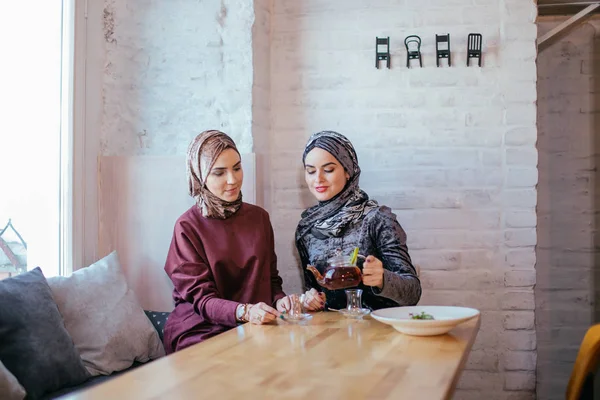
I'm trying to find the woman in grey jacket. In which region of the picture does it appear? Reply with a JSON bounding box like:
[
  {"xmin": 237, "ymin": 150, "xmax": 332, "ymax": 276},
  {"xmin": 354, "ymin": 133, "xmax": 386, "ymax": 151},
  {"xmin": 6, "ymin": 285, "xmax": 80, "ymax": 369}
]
[{"xmin": 296, "ymin": 130, "xmax": 421, "ymax": 311}]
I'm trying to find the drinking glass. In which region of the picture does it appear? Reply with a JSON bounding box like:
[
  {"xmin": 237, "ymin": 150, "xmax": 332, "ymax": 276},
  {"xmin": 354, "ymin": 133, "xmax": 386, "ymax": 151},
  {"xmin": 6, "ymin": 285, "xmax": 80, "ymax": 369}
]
[
  {"xmin": 345, "ymin": 289, "xmax": 363, "ymax": 311},
  {"xmin": 289, "ymin": 294, "xmax": 303, "ymax": 318}
]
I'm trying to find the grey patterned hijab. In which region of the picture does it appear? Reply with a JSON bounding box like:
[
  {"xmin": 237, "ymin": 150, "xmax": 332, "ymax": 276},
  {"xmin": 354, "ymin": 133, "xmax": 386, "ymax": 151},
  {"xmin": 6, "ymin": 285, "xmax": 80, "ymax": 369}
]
[
  {"xmin": 296, "ymin": 131, "xmax": 379, "ymax": 242},
  {"xmin": 187, "ymin": 130, "xmax": 243, "ymax": 219}
]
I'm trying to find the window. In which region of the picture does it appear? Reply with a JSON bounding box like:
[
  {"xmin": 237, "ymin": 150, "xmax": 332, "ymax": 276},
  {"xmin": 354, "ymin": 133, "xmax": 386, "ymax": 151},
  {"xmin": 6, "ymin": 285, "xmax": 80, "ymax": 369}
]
[{"xmin": 0, "ymin": 1, "xmax": 75, "ymax": 279}]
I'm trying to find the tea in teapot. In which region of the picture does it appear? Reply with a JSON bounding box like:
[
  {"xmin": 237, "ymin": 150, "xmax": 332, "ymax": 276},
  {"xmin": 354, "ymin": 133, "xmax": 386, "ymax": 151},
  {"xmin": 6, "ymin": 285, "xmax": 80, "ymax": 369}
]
[{"xmin": 306, "ymin": 254, "xmax": 362, "ymax": 290}]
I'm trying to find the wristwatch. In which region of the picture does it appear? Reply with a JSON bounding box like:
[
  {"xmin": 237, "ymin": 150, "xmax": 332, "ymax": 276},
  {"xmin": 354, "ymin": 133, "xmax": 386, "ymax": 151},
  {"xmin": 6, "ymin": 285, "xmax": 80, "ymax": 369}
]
[{"xmin": 236, "ymin": 303, "xmax": 249, "ymax": 322}]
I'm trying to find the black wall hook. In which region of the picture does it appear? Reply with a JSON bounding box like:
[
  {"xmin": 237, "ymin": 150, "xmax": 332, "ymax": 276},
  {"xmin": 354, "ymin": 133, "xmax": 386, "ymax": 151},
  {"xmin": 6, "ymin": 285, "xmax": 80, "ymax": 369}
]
[
  {"xmin": 405, "ymin": 35, "xmax": 422, "ymax": 68},
  {"xmin": 436, "ymin": 34, "xmax": 451, "ymax": 67},
  {"xmin": 467, "ymin": 33, "xmax": 483, "ymax": 67},
  {"xmin": 375, "ymin": 37, "xmax": 390, "ymax": 69}
]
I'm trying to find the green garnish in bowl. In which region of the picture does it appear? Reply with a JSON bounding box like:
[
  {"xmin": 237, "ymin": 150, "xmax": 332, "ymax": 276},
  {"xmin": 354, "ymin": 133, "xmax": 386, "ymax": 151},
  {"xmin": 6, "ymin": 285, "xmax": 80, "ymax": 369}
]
[{"xmin": 409, "ymin": 311, "xmax": 435, "ymax": 320}]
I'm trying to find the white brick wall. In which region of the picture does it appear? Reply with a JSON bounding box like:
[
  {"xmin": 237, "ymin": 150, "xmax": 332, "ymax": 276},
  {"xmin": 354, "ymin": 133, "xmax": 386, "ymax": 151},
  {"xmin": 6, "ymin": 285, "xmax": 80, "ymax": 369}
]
[
  {"xmin": 96, "ymin": 0, "xmax": 542, "ymax": 397},
  {"xmin": 252, "ymin": 0, "xmax": 272, "ymax": 208},
  {"xmin": 536, "ymin": 16, "xmax": 600, "ymax": 400},
  {"xmin": 270, "ymin": 1, "xmax": 538, "ymax": 398},
  {"xmin": 100, "ymin": 0, "xmax": 256, "ymax": 155}
]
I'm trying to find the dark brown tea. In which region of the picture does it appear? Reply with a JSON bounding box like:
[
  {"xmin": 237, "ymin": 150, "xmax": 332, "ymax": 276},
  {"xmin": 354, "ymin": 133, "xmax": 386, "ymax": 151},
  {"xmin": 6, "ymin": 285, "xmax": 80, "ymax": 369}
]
[{"xmin": 319, "ymin": 266, "xmax": 362, "ymax": 290}]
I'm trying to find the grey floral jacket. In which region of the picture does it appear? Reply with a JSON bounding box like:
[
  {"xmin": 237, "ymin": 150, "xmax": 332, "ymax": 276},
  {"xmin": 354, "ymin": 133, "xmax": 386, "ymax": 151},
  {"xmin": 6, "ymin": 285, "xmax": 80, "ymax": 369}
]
[{"xmin": 297, "ymin": 206, "xmax": 421, "ymax": 310}]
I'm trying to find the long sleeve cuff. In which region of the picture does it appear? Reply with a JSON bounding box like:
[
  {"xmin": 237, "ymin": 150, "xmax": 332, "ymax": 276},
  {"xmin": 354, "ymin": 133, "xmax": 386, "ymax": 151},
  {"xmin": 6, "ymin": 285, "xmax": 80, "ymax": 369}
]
[
  {"xmin": 201, "ymin": 298, "xmax": 240, "ymax": 327},
  {"xmin": 371, "ymin": 270, "xmax": 422, "ymax": 306}
]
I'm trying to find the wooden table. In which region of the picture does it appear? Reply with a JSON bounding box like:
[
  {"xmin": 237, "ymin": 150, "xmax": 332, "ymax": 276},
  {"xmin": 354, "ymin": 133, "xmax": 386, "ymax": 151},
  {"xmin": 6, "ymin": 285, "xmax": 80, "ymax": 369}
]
[{"xmin": 63, "ymin": 312, "xmax": 480, "ymax": 400}]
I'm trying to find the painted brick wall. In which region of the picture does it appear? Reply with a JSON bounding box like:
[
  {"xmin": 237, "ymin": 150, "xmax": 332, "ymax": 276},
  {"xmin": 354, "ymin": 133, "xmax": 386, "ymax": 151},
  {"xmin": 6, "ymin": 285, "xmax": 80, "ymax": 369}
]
[
  {"xmin": 536, "ymin": 17, "xmax": 600, "ymax": 400},
  {"xmin": 269, "ymin": 1, "xmax": 538, "ymax": 398},
  {"xmin": 100, "ymin": 0, "xmax": 256, "ymax": 156},
  {"xmin": 253, "ymin": 0, "xmax": 272, "ymax": 210},
  {"xmin": 96, "ymin": 0, "xmax": 540, "ymax": 397}
]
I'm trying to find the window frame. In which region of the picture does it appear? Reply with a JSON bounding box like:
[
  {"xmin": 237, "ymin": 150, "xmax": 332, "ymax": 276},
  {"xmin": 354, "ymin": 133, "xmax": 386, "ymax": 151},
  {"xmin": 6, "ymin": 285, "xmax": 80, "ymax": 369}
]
[{"xmin": 61, "ymin": 0, "xmax": 95, "ymax": 275}]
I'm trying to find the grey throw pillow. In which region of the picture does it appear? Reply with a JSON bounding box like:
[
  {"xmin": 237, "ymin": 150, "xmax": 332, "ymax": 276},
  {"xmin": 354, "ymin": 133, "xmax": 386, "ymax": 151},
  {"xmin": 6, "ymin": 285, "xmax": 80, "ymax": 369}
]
[
  {"xmin": 0, "ymin": 360, "xmax": 26, "ymax": 400},
  {"xmin": 47, "ymin": 251, "xmax": 165, "ymax": 376},
  {"xmin": 0, "ymin": 268, "xmax": 90, "ymax": 399}
]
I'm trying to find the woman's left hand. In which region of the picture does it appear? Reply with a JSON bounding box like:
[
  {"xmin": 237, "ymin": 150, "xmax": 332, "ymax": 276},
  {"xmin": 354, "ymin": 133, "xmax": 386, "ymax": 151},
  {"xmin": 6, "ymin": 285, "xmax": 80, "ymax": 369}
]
[
  {"xmin": 302, "ymin": 288, "xmax": 325, "ymax": 311},
  {"xmin": 362, "ymin": 255, "xmax": 384, "ymax": 289}
]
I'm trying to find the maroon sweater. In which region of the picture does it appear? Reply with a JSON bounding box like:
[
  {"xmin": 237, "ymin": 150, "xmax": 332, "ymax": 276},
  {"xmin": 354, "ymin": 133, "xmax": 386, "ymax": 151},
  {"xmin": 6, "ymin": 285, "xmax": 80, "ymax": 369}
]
[{"xmin": 163, "ymin": 202, "xmax": 286, "ymax": 354}]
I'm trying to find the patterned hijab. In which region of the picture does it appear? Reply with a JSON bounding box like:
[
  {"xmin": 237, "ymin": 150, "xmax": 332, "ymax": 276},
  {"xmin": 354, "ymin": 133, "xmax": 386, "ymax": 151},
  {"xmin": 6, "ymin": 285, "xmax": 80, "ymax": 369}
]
[
  {"xmin": 296, "ymin": 131, "xmax": 379, "ymax": 242},
  {"xmin": 186, "ymin": 130, "xmax": 243, "ymax": 219}
]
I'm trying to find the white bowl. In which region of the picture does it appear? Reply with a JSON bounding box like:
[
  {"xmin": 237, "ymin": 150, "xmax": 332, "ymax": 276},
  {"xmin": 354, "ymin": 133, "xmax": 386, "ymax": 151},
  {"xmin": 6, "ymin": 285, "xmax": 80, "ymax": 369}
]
[{"xmin": 371, "ymin": 306, "xmax": 480, "ymax": 336}]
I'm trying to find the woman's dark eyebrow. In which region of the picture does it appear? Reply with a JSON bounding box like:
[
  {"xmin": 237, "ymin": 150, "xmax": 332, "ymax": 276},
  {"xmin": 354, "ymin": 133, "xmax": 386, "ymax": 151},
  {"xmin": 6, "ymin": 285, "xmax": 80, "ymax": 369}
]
[
  {"xmin": 212, "ymin": 161, "xmax": 241, "ymax": 171},
  {"xmin": 305, "ymin": 162, "xmax": 337, "ymax": 168}
]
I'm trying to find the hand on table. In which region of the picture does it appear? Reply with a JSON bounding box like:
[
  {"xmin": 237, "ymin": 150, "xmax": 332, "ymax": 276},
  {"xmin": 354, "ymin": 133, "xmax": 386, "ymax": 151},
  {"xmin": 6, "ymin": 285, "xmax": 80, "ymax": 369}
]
[
  {"xmin": 246, "ymin": 302, "xmax": 280, "ymax": 325},
  {"xmin": 275, "ymin": 296, "xmax": 294, "ymax": 313},
  {"xmin": 302, "ymin": 288, "xmax": 326, "ymax": 311}
]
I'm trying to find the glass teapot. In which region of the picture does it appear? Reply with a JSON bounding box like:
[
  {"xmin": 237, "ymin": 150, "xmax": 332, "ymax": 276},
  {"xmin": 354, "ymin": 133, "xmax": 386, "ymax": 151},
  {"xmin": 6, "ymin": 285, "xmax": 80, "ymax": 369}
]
[{"xmin": 306, "ymin": 254, "xmax": 364, "ymax": 291}]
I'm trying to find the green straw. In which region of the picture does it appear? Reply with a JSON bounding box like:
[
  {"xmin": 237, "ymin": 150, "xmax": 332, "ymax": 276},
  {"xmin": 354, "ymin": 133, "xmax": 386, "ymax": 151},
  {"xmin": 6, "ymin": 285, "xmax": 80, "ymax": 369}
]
[{"xmin": 349, "ymin": 247, "xmax": 359, "ymax": 265}]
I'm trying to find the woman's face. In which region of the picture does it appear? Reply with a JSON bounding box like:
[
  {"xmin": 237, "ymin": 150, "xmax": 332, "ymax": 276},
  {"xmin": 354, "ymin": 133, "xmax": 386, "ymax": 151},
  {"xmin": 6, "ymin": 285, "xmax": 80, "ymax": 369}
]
[
  {"xmin": 205, "ymin": 148, "xmax": 243, "ymax": 202},
  {"xmin": 304, "ymin": 147, "xmax": 350, "ymax": 202}
]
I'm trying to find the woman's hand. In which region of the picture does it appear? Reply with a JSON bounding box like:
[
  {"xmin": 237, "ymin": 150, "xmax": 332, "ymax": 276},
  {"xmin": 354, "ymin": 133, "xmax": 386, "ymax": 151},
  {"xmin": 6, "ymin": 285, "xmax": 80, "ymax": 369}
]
[
  {"xmin": 275, "ymin": 296, "xmax": 293, "ymax": 313},
  {"xmin": 246, "ymin": 302, "xmax": 280, "ymax": 325},
  {"xmin": 362, "ymin": 255, "xmax": 384, "ymax": 289},
  {"xmin": 302, "ymin": 288, "xmax": 326, "ymax": 311}
]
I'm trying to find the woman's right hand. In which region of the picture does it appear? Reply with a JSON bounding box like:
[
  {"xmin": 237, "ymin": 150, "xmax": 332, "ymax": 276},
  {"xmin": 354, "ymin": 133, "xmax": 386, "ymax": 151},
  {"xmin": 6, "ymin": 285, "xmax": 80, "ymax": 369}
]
[
  {"xmin": 302, "ymin": 288, "xmax": 326, "ymax": 311},
  {"xmin": 245, "ymin": 302, "xmax": 280, "ymax": 325}
]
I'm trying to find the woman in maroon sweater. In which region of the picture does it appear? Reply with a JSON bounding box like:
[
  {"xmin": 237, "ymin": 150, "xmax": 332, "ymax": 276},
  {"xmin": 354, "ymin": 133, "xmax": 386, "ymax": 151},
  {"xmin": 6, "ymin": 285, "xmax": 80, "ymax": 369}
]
[{"xmin": 163, "ymin": 130, "xmax": 295, "ymax": 354}]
